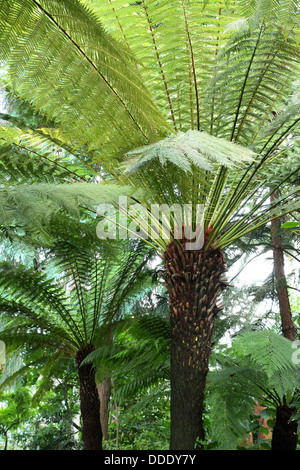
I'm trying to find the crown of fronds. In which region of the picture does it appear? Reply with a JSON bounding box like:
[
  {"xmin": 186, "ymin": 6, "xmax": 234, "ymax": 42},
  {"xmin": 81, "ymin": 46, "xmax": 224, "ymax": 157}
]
[
  {"xmin": 0, "ymin": 0, "xmax": 299, "ymax": 253},
  {"xmin": 0, "ymin": 239, "xmax": 156, "ymax": 395}
]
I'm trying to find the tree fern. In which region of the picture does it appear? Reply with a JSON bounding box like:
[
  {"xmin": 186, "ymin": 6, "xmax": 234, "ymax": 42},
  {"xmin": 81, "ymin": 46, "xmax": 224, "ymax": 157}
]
[
  {"xmin": 0, "ymin": 1, "xmax": 299, "ymax": 252},
  {"xmin": 0, "ymin": 239, "xmax": 156, "ymax": 387},
  {"xmin": 206, "ymin": 330, "xmax": 300, "ymax": 449}
]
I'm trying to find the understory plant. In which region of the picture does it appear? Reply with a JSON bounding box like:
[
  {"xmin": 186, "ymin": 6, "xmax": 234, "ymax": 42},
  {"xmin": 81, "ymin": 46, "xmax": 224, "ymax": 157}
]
[{"xmin": 206, "ymin": 330, "xmax": 300, "ymax": 450}]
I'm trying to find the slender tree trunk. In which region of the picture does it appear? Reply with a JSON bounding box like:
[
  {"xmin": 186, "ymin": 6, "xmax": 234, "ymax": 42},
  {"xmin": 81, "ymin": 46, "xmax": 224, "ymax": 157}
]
[
  {"xmin": 164, "ymin": 236, "xmax": 227, "ymax": 450},
  {"xmin": 3, "ymin": 430, "xmax": 8, "ymax": 451},
  {"xmin": 270, "ymin": 192, "xmax": 296, "ymax": 342},
  {"xmin": 270, "ymin": 190, "xmax": 297, "ymax": 451},
  {"xmin": 97, "ymin": 377, "xmax": 111, "ymax": 441},
  {"xmin": 76, "ymin": 344, "xmax": 103, "ymax": 450}
]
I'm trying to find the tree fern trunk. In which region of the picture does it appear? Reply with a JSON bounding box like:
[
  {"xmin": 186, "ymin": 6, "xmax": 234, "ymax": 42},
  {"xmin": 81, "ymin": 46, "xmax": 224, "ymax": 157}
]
[
  {"xmin": 97, "ymin": 377, "xmax": 111, "ymax": 441},
  {"xmin": 76, "ymin": 344, "xmax": 103, "ymax": 450},
  {"xmin": 271, "ymin": 404, "xmax": 298, "ymax": 450},
  {"xmin": 164, "ymin": 238, "xmax": 227, "ymax": 450}
]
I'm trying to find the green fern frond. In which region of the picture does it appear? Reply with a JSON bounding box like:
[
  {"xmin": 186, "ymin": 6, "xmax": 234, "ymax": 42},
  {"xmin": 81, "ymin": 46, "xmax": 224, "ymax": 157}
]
[
  {"xmin": 0, "ymin": 0, "xmax": 170, "ymax": 163},
  {"xmin": 122, "ymin": 130, "xmax": 255, "ymax": 175},
  {"xmin": 232, "ymin": 330, "xmax": 297, "ymax": 379},
  {"xmin": 207, "ymin": 366, "xmax": 262, "ymax": 449},
  {"xmin": 0, "ymin": 181, "xmax": 145, "ymax": 240},
  {"xmin": 205, "ymin": 23, "xmax": 300, "ymax": 144},
  {"xmin": 82, "ymin": 0, "xmax": 241, "ymax": 133},
  {"xmin": 269, "ymin": 367, "xmax": 300, "ymax": 400},
  {"xmin": 238, "ymin": 0, "xmax": 300, "ymax": 35},
  {"xmin": 0, "ymin": 124, "xmax": 95, "ymax": 183},
  {"xmin": 0, "ymin": 262, "xmax": 85, "ymax": 345},
  {"xmin": 126, "ymin": 314, "xmax": 170, "ymax": 344},
  {"xmin": 117, "ymin": 381, "xmax": 170, "ymax": 423}
]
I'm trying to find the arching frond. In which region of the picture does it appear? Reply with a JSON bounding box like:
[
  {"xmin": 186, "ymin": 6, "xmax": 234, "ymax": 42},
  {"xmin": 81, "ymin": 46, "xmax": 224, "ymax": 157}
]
[
  {"xmin": 0, "ymin": 262, "xmax": 84, "ymax": 346},
  {"xmin": 0, "ymin": 181, "xmax": 145, "ymax": 239},
  {"xmin": 82, "ymin": 0, "xmax": 241, "ymax": 133},
  {"xmin": 0, "ymin": 0, "xmax": 170, "ymax": 164},
  {"xmin": 0, "ymin": 124, "xmax": 95, "ymax": 183},
  {"xmin": 122, "ymin": 130, "xmax": 255, "ymax": 175},
  {"xmin": 204, "ymin": 23, "xmax": 300, "ymax": 144}
]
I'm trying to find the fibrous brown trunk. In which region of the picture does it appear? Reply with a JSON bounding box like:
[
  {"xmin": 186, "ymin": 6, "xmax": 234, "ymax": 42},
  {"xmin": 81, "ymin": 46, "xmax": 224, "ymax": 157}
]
[
  {"xmin": 76, "ymin": 344, "xmax": 103, "ymax": 450},
  {"xmin": 164, "ymin": 235, "xmax": 227, "ymax": 450},
  {"xmin": 97, "ymin": 377, "xmax": 111, "ymax": 441}
]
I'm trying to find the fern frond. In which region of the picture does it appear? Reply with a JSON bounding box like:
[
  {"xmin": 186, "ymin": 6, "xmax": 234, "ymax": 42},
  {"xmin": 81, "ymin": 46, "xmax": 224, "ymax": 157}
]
[
  {"xmin": 269, "ymin": 367, "xmax": 300, "ymax": 400},
  {"xmin": 123, "ymin": 130, "xmax": 255, "ymax": 175},
  {"xmin": 0, "ymin": 262, "xmax": 85, "ymax": 345},
  {"xmin": 82, "ymin": 0, "xmax": 242, "ymax": 133},
  {"xmin": 205, "ymin": 23, "xmax": 300, "ymax": 144},
  {"xmin": 238, "ymin": 0, "xmax": 300, "ymax": 36},
  {"xmin": 232, "ymin": 330, "xmax": 297, "ymax": 379},
  {"xmin": 0, "ymin": 0, "xmax": 170, "ymax": 164},
  {"xmin": 0, "ymin": 124, "xmax": 96, "ymax": 183},
  {"xmin": 0, "ymin": 181, "xmax": 145, "ymax": 240},
  {"xmin": 206, "ymin": 365, "xmax": 263, "ymax": 449}
]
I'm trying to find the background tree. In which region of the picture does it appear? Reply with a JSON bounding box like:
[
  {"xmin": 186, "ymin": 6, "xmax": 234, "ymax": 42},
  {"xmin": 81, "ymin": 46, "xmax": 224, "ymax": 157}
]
[
  {"xmin": 1, "ymin": 367, "xmax": 81, "ymax": 450},
  {"xmin": 0, "ymin": 238, "xmax": 155, "ymax": 449},
  {"xmin": 0, "ymin": 386, "xmax": 33, "ymax": 450}
]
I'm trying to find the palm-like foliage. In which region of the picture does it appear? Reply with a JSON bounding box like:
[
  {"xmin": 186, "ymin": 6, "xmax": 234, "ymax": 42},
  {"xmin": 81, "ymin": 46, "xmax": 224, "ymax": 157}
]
[
  {"xmin": 0, "ymin": 239, "xmax": 155, "ymax": 449},
  {"xmin": 0, "ymin": 1, "xmax": 299, "ymax": 249},
  {"xmin": 84, "ymin": 293, "xmax": 171, "ymax": 401},
  {"xmin": 0, "ymin": 0, "xmax": 299, "ymax": 449},
  {"xmin": 0, "ymin": 0, "xmax": 169, "ymax": 161}
]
